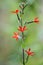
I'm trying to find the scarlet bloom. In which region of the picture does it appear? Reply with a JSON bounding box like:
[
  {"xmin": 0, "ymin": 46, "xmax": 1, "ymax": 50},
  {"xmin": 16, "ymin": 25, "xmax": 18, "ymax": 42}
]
[
  {"xmin": 34, "ymin": 17, "xmax": 39, "ymax": 23},
  {"xmin": 25, "ymin": 48, "xmax": 34, "ymax": 56},
  {"xmin": 11, "ymin": 9, "xmax": 19, "ymax": 14},
  {"xmin": 18, "ymin": 26, "xmax": 27, "ymax": 32},
  {"xmin": 12, "ymin": 32, "xmax": 19, "ymax": 40}
]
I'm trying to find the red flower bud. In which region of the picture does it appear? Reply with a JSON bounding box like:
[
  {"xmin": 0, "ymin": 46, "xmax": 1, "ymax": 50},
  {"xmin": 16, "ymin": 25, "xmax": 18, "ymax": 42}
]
[
  {"xmin": 18, "ymin": 26, "xmax": 27, "ymax": 32},
  {"xmin": 11, "ymin": 9, "xmax": 19, "ymax": 14},
  {"xmin": 12, "ymin": 32, "xmax": 19, "ymax": 40},
  {"xmin": 25, "ymin": 48, "xmax": 34, "ymax": 56},
  {"xmin": 34, "ymin": 17, "xmax": 39, "ymax": 23}
]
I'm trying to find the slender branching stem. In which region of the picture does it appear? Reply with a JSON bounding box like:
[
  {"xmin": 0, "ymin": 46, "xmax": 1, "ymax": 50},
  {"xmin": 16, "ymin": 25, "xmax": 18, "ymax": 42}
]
[
  {"xmin": 17, "ymin": 14, "xmax": 21, "ymax": 22},
  {"xmin": 20, "ymin": 15, "xmax": 25, "ymax": 65},
  {"xmin": 22, "ymin": 3, "xmax": 28, "ymax": 12},
  {"xmin": 17, "ymin": 3, "xmax": 29, "ymax": 65},
  {"xmin": 25, "ymin": 21, "xmax": 33, "ymax": 25}
]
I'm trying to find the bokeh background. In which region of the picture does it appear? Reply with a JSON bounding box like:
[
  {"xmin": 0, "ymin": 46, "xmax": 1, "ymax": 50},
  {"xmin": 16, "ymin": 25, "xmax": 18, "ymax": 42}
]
[{"xmin": 0, "ymin": 0, "xmax": 43, "ymax": 65}]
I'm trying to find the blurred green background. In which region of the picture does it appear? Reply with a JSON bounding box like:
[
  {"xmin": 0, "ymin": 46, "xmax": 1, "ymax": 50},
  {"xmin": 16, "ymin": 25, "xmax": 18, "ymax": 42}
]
[{"xmin": 0, "ymin": 0, "xmax": 43, "ymax": 65}]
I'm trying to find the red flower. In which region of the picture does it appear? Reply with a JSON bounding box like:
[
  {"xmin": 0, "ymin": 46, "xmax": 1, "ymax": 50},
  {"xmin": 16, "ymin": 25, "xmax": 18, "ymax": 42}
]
[
  {"xmin": 18, "ymin": 26, "xmax": 27, "ymax": 32},
  {"xmin": 25, "ymin": 48, "xmax": 34, "ymax": 56},
  {"xmin": 12, "ymin": 32, "xmax": 19, "ymax": 40},
  {"xmin": 11, "ymin": 9, "xmax": 19, "ymax": 14},
  {"xmin": 34, "ymin": 17, "xmax": 39, "ymax": 23}
]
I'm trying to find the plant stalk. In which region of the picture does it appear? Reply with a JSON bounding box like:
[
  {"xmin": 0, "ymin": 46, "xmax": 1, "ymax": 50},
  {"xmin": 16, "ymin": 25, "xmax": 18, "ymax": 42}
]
[{"xmin": 23, "ymin": 49, "xmax": 25, "ymax": 65}]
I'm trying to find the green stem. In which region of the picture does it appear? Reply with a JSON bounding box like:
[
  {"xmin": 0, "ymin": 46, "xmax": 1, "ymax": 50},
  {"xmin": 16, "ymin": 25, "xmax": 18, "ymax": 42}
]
[
  {"xmin": 26, "ymin": 55, "xmax": 29, "ymax": 63},
  {"xmin": 25, "ymin": 21, "xmax": 33, "ymax": 25},
  {"xmin": 22, "ymin": 3, "xmax": 28, "ymax": 12},
  {"xmin": 23, "ymin": 49, "xmax": 25, "ymax": 65},
  {"xmin": 20, "ymin": 16, "xmax": 25, "ymax": 65},
  {"xmin": 17, "ymin": 14, "xmax": 21, "ymax": 23},
  {"xmin": 21, "ymin": 2, "xmax": 28, "ymax": 14}
]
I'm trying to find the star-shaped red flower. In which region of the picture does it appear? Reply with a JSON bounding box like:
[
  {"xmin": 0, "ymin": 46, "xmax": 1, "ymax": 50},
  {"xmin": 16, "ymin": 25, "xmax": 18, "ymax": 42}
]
[
  {"xmin": 11, "ymin": 9, "xmax": 19, "ymax": 14},
  {"xmin": 34, "ymin": 17, "xmax": 39, "ymax": 23},
  {"xmin": 12, "ymin": 32, "xmax": 19, "ymax": 40},
  {"xmin": 25, "ymin": 48, "xmax": 34, "ymax": 56},
  {"xmin": 18, "ymin": 26, "xmax": 27, "ymax": 32}
]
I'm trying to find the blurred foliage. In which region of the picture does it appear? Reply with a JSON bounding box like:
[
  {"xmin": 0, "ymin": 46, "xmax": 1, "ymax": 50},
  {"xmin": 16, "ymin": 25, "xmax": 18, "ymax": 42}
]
[{"xmin": 0, "ymin": 0, "xmax": 43, "ymax": 65}]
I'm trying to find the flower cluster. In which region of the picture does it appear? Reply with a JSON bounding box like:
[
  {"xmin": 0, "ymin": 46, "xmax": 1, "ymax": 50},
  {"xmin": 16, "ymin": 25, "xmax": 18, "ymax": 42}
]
[
  {"xmin": 12, "ymin": 9, "xmax": 39, "ymax": 40},
  {"xmin": 11, "ymin": 2, "xmax": 39, "ymax": 64},
  {"xmin": 12, "ymin": 26, "xmax": 27, "ymax": 40}
]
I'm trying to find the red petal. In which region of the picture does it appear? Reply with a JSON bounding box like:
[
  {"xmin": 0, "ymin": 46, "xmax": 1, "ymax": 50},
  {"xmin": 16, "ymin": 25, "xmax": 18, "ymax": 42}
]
[
  {"xmin": 19, "ymin": 26, "xmax": 22, "ymax": 29},
  {"xmin": 16, "ymin": 10, "xmax": 19, "ymax": 13},
  {"xmin": 12, "ymin": 36, "xmax": 16, "ymax": 38},
  {"xmin": 30, "ymin": 52, "xmax": 34, "ymax": 56},
  {"xmin": 18, "ymin": 26, "xmax": 23, "ymax": 32},
  {"xmin": 23, "ymin": 26, "xmax": 27, "ymax": 30},
  {"xmin": 34, "ymin": 17, "xmax": 39, "ymax": 23},
  {"xmin": 13, "ymin": 32, "xmax": 19, "ymax": 35}
]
